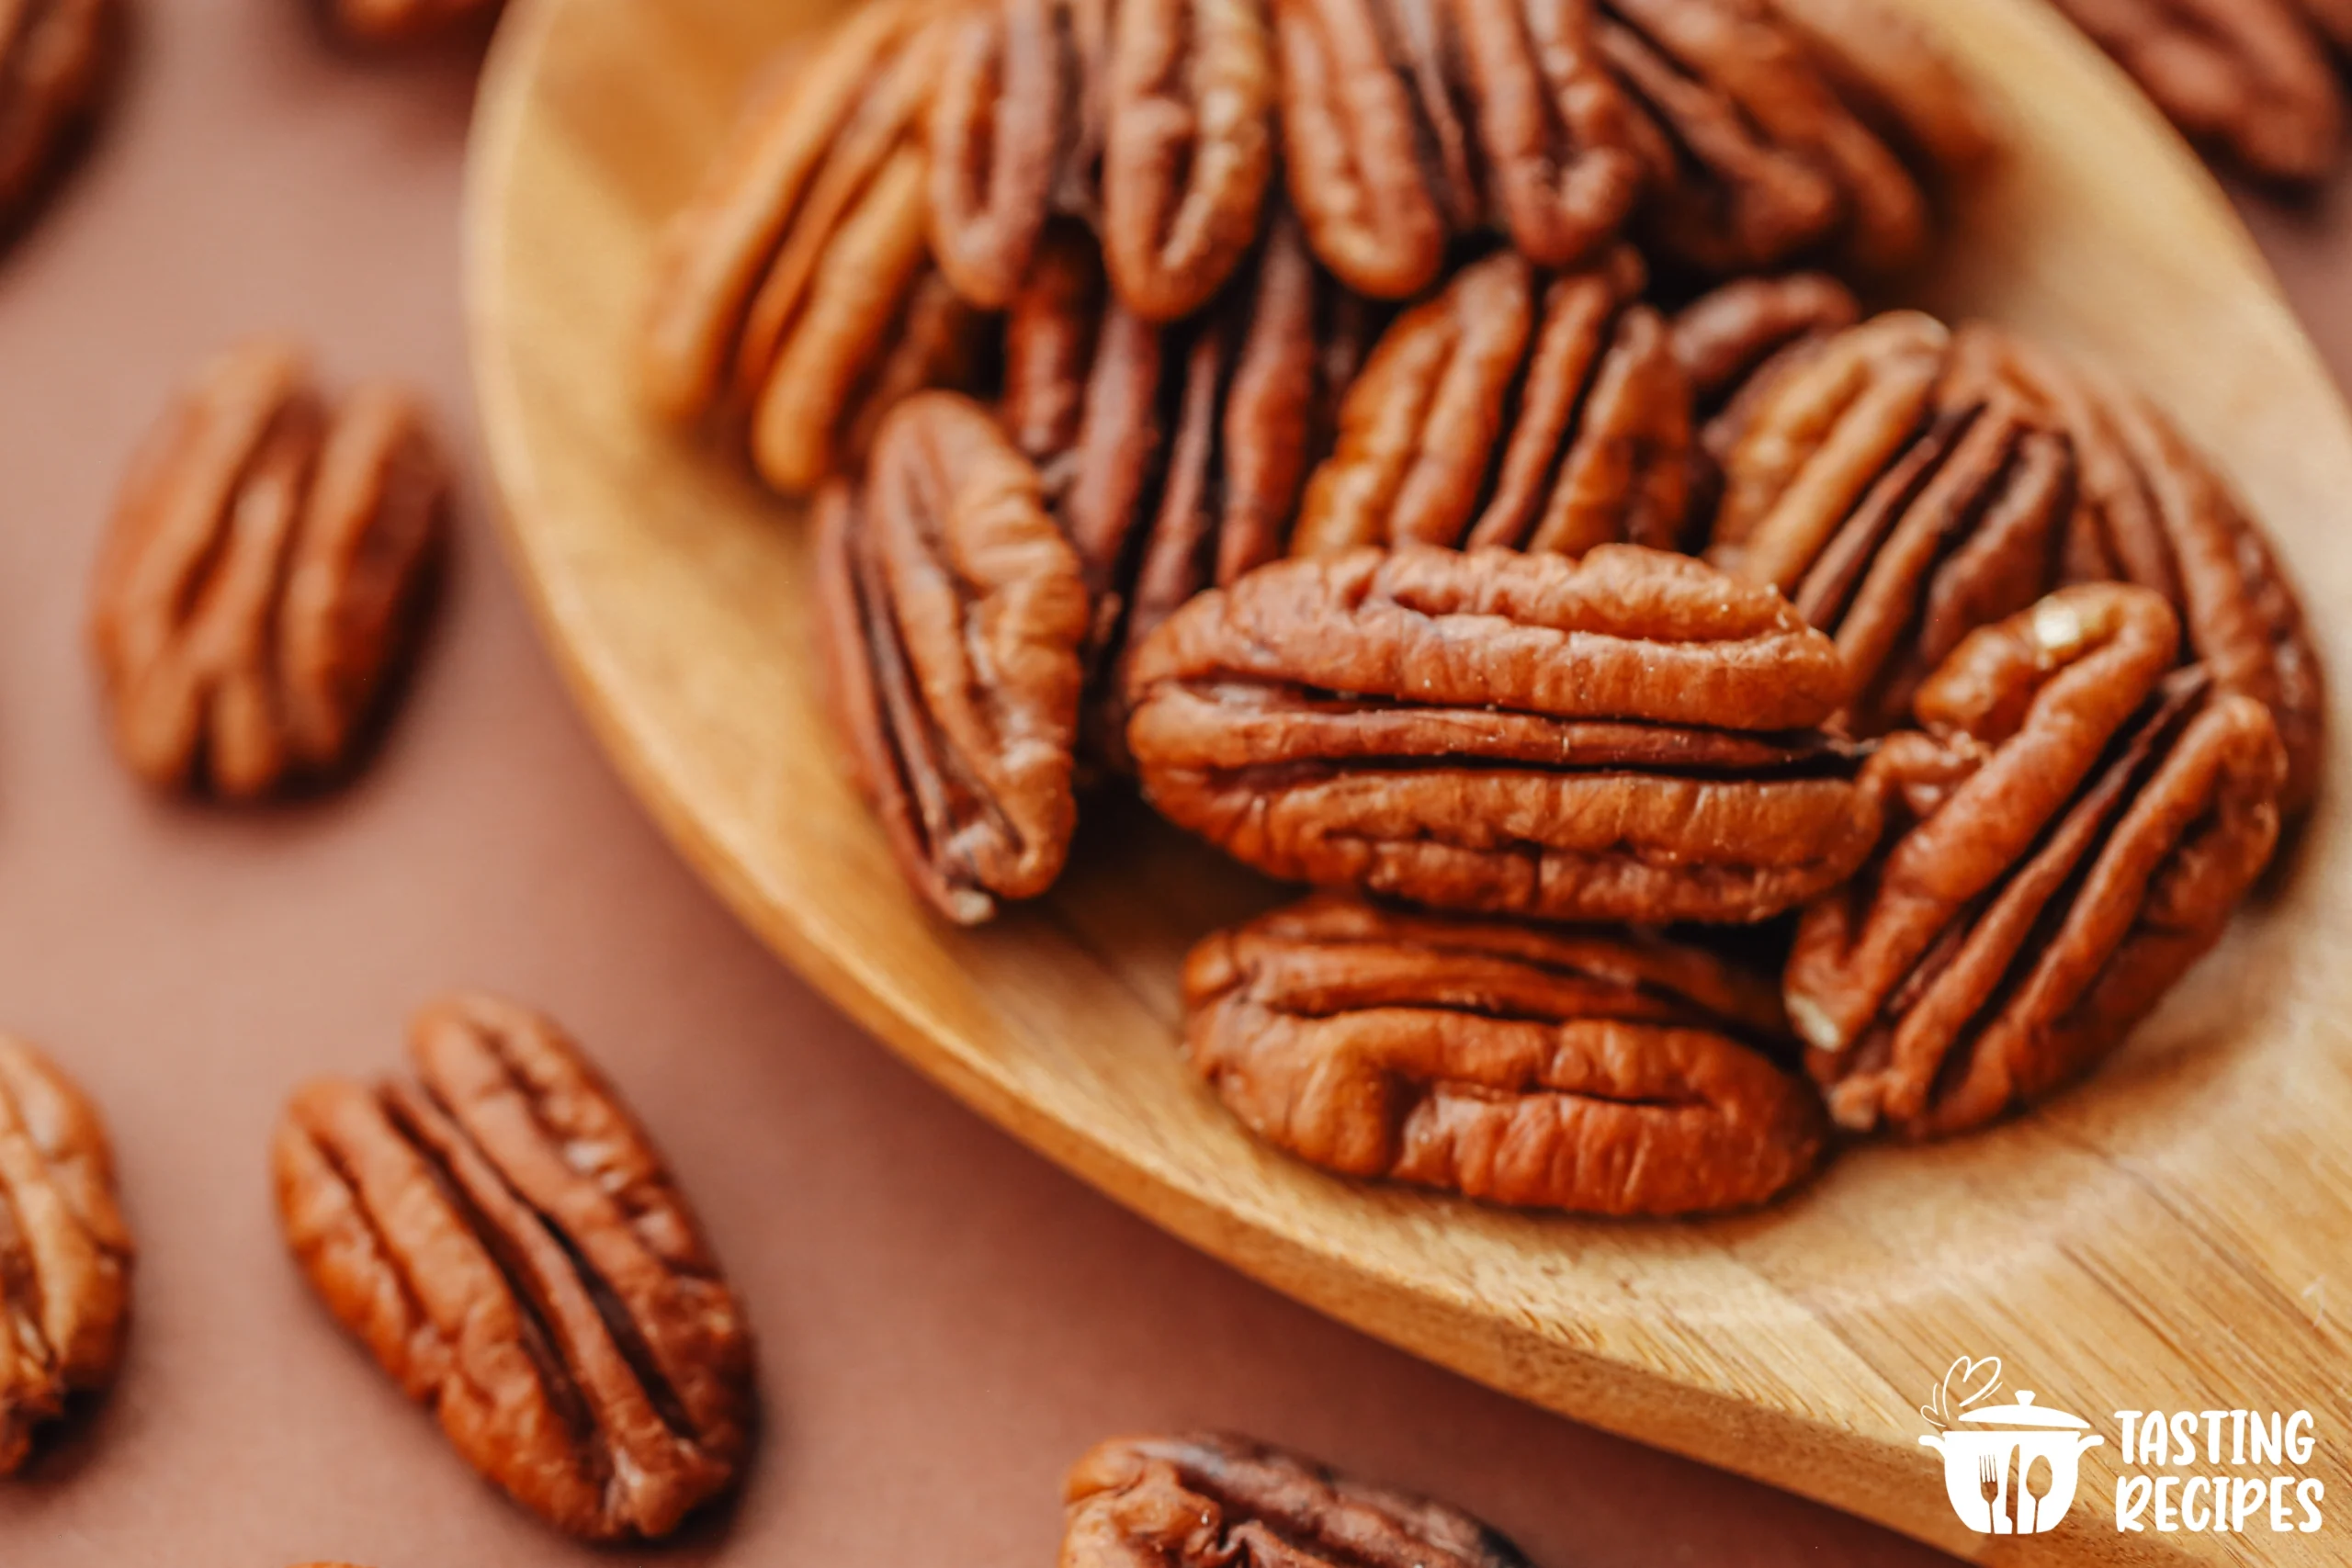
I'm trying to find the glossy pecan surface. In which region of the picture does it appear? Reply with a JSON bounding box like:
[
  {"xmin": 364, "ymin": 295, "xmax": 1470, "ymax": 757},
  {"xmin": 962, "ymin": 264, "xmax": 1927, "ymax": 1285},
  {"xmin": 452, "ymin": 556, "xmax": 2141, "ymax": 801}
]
[
  {"xmin": 1065, "ymin": 1433, "xmax": 1535, "ymax": 1568},
  {"xmin": 819, "ymin": 392, "xmax": 1091, "ymax": 924},
  {"xmin": 639, "ymin": 2, "xmax": 982, "ymax": 494},
  {"xmin": 0, "ymin": 1038, "xmax": 131, "ymax": 1476},
  {"xmin": 1184, "ymin": 893, "xmax": 1825, "ymax": 1213},
  {"xmin": 274, "ymin": 994, "xmax": 754, "ymax": 1540},
  {"xmin": 1126, "ymin": 544, "xmax": 1879, "ymax": 924},
  {"xmin": 2048, "ymin": 0, "xmax": 2344, "ymax": 182},
  {"xmin": 1791, "ymin": 586, "xmax": 2285, "ymax": 1138},
  {"xmin": 89, "ymin": 341, "xmax": 448, "ymax": 800},
  {"xmin": 0, "ymin": 0, "xmax": 118, "ymax": 235},
  {"xmin": 1289, "ymin": 247, "xmax": 1693, "ymax": 556}
]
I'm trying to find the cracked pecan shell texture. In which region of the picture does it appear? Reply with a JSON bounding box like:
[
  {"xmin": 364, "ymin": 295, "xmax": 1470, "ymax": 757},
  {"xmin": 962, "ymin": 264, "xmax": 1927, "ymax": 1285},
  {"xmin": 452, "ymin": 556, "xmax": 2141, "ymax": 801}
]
[
  {"xmin": 1703, "ymin": 311, "xmax": 2079, "ymax": 735},
  {"xmin": 1976, "ymin": 326, "xmax": 2327, "ymax": 818},
  {"xmin": 2048, "ymin": 0, "xmax": 2344, "ymax": 182},
  {"xmin": 273, "ymin": 994, "xmax": 754, "ymax": 1540},
  {"xmin": 818, "ymin": 391, "xmax": 1091, "ymax": 924},
  {"xmin": 1183, "ymin": 894, "xmax": 1825, "ymax": 1213},
  {"xmin": 1289, "ymin": 246, "xmax": 1693, "ymax": 557},
  {"xmin": 1065, "ymin": 1433, "xmax": 1536, "ymax": 1568},
  {"xmin": 1125, "ymin": 544, "xmax": 1880, "ymax": 924},
  {"xmin": 639, "ymin": 1, "xmax": 983, "ymax": 494},
  {"xmin": 0, "ymin": 1038, "xmax": 131, "ymax": 1476},
  {"xmin": 0, "ymin": 0, "xmax": 119, "ymax": 236},
  {"xmin": 88, "ymin": 341, "xmax": 448, "ymax": 800},
  {"xmin": 1790, "ymin": 585, "xmax": 2285, "ymax": 1139}
]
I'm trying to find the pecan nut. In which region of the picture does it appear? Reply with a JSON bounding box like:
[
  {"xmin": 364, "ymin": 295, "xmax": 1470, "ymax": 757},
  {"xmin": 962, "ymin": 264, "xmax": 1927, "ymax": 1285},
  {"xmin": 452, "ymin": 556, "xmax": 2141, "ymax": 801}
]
[
  {"xmin": 1980, "ymin": 328, "xmax": 2326, "ymax": 817},
  {"xmin": 1790, "ymin": 586, "xmax": 2286, "ymax": 1138},
  {"xmin": 1670, "ymin": 270, "xmax": 1860, "ymax": 417},
  {"xmin": 329, "ymin": 0, "xmax": 497, "ymax": 46},
  {"xmin": 639, "ymin": 3, "xmax": 984, "ymax": 493},
  {"xmin": 0, "ymin": 1038, "xmax": 131, "ymax": 1476},
  {"xmin": 2047, "ymin": 0, "xmax": 2344, "ymax": 182},
  {"xmin": 1, "ymin": 0, "xmax": 118, "ymax": 235},
  {"xmin": 1599, "ymin": 0, "xmax": 1953, "ymax": 275},
  {"xmin": 1125, "ymin": 544, "xmax": 1880, "ymax": 924},
  {"xmin": 818, "ymin": 392, "xmax": 1092, "ymax": 923},
  {"xmin": 1289, "ymin": 246, "xmax": 1694, "ymax": 557},
  {"xmin": 273, "ymin": 994, "xmax": 754, "ymax": 1540},
  {"xmin": 88, "ymin": 341, "xmax": 448, "ymax": 800},
  {"xmin": 1703, "ymin": 312, "xmax": 2076, "ymax": 735},
  {"xmin": 1065, "ymin": 1433, "xmax": 1535, "ymax": 1568},
  {"xmin": 1182, "ymin": 893, "xmax": 1825, "ymax": 1213}
]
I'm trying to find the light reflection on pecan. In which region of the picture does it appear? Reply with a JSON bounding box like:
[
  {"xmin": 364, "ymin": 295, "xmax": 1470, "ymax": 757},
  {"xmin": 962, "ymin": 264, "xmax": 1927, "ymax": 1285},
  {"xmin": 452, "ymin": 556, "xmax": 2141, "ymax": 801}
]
[{"xmin": 1183, "ymin": 893, "xmax": 1825, "ymax": 1213}]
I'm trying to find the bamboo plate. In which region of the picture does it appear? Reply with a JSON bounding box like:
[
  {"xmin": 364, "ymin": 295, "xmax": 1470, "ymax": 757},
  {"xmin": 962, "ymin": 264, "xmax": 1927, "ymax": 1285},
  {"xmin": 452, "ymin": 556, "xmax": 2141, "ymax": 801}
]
[{"xmin": 466, "ymin": 0, "xmax": 2352, "ymax": 1560}]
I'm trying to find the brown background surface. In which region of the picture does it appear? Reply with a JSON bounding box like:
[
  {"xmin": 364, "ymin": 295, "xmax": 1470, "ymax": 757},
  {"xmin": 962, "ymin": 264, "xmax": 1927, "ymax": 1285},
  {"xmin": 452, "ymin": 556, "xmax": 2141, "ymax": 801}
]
[{"xmin": 0, "ymin": 4, "xmax": 2345, "ymax": 1565}]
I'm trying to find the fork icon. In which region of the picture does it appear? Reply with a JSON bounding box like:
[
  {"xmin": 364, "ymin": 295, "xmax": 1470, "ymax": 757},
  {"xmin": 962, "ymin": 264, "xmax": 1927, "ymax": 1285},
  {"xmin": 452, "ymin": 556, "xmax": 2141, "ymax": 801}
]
[{"xmin": 1978, "ymin": 1452, "xmax": 2002, "ymax": 1531}]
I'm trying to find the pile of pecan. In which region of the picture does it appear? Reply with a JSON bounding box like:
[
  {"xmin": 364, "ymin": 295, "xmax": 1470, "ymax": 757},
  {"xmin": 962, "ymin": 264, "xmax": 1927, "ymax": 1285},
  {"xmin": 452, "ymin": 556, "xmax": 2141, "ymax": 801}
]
[{"xmin": 643, "ymin": 0, "xmax": 2325, "ymax": 1219}]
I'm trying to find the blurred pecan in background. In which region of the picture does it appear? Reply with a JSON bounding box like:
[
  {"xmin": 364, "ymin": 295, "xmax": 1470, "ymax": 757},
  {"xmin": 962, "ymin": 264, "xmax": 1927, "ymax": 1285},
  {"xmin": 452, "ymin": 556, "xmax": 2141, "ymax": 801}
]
[
  {"xmin": 89, "ymin": 341, "xmax": 448, "ymax": 800},
  {"xmin": 1184, "ymin": 894, "xmax": 1825, "ymax": 1213},
  {"xmin": 1598, "ymin": 0, "xmax": 1973, "ymax": 276},
  {"xmin": 2047, "ymin": 0, "xmax": 2345, "ymax": 183},
  {"xmin": 1980, "ymin": 327, "xmax": 2326, "ymax": 816},
  {"xmin": 1289, "ymin": 246, "xmax": 1693, "ymax": 556},
  {"xmin": 1791, "ymin": 586, "xmax": 2284, "ymax": 1138},
  {"xmin": 1705, "ymin": 311, "xmax": 2078, "ymax": 735},
  {"xmin": 639, "ymin": 1, "xmax": 983, "ymax": 494},
  {"xmin": 1065, "ymin": 1433, "xmax": 1536, "ymax": 1568},
  {"xmin": 0, "ymin": 0, "xmax": 120, "ymax": 238},
  {"xmin": 0, "ymin": 1038, "xmax": 131, "ymax": 1476},
  {"xmin": 330, "ymin": 0, "xmax": 496, "ymax": 47},
  {"xmin": 274, "ymin": 994, "xmax": 754, "ymax": 1540},
  {"xmin": 819, "ymin": 392, "xmax": 1091, "ymax": 924},
  {"xmin": 1126, "ymin": 544, "xmax": 1878, "ymax": 924}
]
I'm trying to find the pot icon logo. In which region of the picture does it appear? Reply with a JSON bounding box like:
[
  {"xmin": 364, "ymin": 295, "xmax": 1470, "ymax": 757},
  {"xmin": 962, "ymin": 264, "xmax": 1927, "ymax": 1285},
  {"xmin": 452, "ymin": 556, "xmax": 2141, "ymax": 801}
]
[{"xmin": 1918, "ymin": 1365, "xmax": 2105, "ymax": 1536}]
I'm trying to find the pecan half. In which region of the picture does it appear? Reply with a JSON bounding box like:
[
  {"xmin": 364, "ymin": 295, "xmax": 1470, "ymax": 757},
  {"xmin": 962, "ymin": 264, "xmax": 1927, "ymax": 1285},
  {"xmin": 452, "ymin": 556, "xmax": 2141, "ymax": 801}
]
[
  {"xmin": 1982, "ymin": 328, "xmax": 2326, "ymax": 817},
  {"xmin": 89, "ymin": 341, "xmax": 448, "ymax": 800},
  {"xmin": 1598, "ymin": 0, "xmax": 1946, "ymax": 276},
  {"xmin": 1790, "ymin": 586, "xmax": 2285, "ymax": 1138},
  {"xmin": 1273, "ymin": 0, "xmax": 1483, "ymax": 297},
  {"xmin": 2047, "ymin": 0, "xmax": 2343, "ymax": 183},
  {"xmin": 0, "ymin": 1039, "xmax": 131, "ymax": 1476},
  {"xmin": 1125, "ymin": 544, "xmax": 1879, "ymax": 924},
  {"xmin": 817, "ymin": 392, "xmax": 1091, "ymax": 924},
  {"xmin": 273, "ymin": 994, "xmax": 754, "ymax": 1540},
  {"xmin": 1670, "ymin": 270, "xmax": 1860, "ymax": 416},
  {"xmin": 328, "ymin": 0, "xmax": 497, "ymax": 46},
  {"xmin": 1183, "ymin": 893, "xmax": 1825, "ymax": 1213},
  {"xmin": 0, "ymin": 0, "xmax": 119, "ymax": 237},
  {"xmin": 640, "ymin": 3, "xmax": 983, "ymax": 493},
  {"xmin": 1705, "ymin": 312, "xmax": 2076, "ymax": 735},
  {"xmin": 1066, "ymin": 1433, "xmax": 1535, "ymax": 1568},
  {"xmin": 1289, "ymin": 246, "xmax": 1693, "ymax": 556}
]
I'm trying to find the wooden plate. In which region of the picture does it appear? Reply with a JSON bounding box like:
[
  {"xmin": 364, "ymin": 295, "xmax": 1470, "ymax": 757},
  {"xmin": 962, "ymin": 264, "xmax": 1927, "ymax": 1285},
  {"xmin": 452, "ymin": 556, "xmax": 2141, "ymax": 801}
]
[{"xmin": 465, "ymin": 1, "xmax": 2352, "ymax": 1560}]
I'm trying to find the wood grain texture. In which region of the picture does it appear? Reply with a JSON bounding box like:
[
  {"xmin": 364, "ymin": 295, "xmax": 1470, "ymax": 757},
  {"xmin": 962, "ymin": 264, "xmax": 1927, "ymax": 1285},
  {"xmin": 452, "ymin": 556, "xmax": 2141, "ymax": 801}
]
[{"xmin": 463, "ymin": 1, "xmax": 2352, "ymax": 1561}]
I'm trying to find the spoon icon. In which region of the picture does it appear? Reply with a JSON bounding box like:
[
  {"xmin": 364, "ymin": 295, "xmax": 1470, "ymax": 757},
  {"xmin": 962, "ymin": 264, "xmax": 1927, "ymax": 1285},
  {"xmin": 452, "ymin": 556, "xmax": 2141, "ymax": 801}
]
[{"xmin": 2022, "ymin": 1453, "xmax": 2054, "ymax": 1532}]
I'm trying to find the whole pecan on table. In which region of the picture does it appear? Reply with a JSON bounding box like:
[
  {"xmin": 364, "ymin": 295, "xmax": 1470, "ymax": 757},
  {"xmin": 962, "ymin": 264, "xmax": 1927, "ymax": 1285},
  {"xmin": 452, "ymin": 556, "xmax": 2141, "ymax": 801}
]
[
  {"xmin": 1596, "ymin": 0, "xmax": 1990, "ymax": 277},
  {"xmin": 326, "ymin": 0, "xmax": 497, "ymax": 47},
  {"xmin": 639, "ymin": 0, "xmax": 985, "ymax": 496},
  {"xmin": 1287, "ymin": 245, "xmax": 1695, "ymax": 557},
  {"xmin": 1125, "ymin": 543, "xmax": 1880, "ymax": 925},
  {"xmin": 1702, "ymin": 310, "xmax": 2081, "ymax": 737},
  {"xmin": 818, "ymin": 390, "xmax": 1092, "ymax": 924},
  {"xmin": 0, "ymin": 0, "xmax": 121, "ymax": 240},
  {"xmin": 1964, "ymin": 324, "xmax": 2327, "ymax": 817},
  {"xmin": 932, "ymin": 0, "xmax": 1279, "ymax": 320},
  {"xmin": 1065, "ymin": 1433, "xmax": 1537, "ymax": 1568},
  {"xmin": 0, "ymin": 1038, "xmax": 132, "ymax": 1477},
  {"xmin": 88, "ymin": 339, "xmax": 449, "ymax": 801},
  {"xmin": 2046, "ymin": 0, "xmax": 2346, "ymax": 183},
  {"xmin": 273, "ymin": 993, "xmax": 755, "ymax": 1540},
  {"xmin": 1791, "ymin": 584, "xmax": 2285, "ymax": 1139},
  {"xmin": 1184, "ymin": 893, "xmax": 1826, "ymax": 1213},
  {"xmin": 1273, "ymin": 0, "xmax": 1645, "ymax": 298}
]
